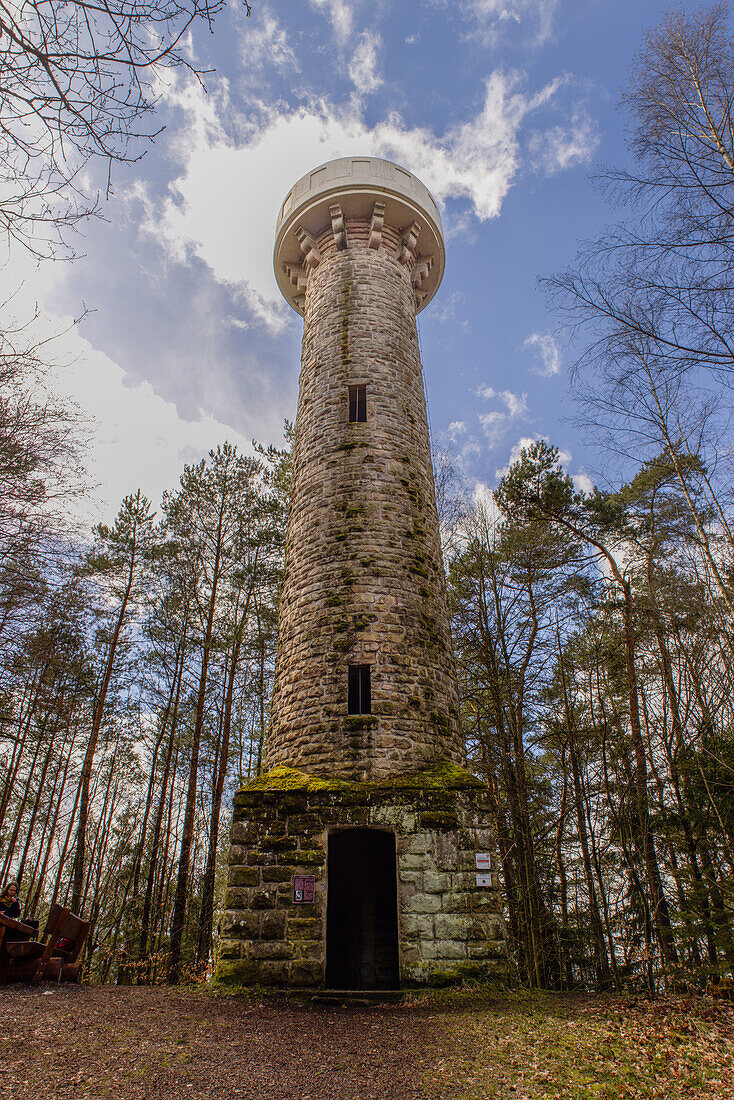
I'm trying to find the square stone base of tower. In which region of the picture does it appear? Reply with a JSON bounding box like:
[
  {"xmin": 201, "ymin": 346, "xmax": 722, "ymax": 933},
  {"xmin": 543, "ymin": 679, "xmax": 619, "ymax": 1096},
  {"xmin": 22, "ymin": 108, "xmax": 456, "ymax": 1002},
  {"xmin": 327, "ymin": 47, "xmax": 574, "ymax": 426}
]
[{"xmin": 216, "ymin": 762, "xmax": 509, "ymax": 989}]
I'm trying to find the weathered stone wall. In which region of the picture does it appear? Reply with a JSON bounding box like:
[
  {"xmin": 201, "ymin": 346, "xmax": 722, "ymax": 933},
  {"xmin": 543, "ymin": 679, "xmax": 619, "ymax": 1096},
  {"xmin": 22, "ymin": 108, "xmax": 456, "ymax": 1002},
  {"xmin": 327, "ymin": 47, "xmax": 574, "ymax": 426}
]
[
  {"xmin": 217, "ymin": 766, "xmax": 508, "ymax": 988},
  {"xmin": 268, "ymin": 216, "xmax": 462, "ymax": 779}
]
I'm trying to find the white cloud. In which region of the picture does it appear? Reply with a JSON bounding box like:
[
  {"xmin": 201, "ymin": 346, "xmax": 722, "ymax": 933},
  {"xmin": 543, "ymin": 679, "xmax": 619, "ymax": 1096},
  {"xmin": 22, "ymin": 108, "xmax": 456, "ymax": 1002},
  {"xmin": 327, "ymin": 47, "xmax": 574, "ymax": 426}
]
[
  {"xmin": 441, "ymin": 207, "xmax": 476, "ymax": 242},
  {"xmin": 380, "ymin": 69, "xmax": 565, "ymax": 220},
  {"xmin": 241, "ymin": 6, "xmax": 298, "ymax": 75},
  {"xmin": 479, "ymin": 409, "xmax": 506, "ymax": 445},
  {"xmin": 492, "ymin": 435, "xmax": 573, "ymax": 479},
  {"xmin": 458, "ymin": 0, "xmax": 559, "ymax": 45},
  {"xmin": 476, "ymin": 384, "xmax": 527, "ymax": 416},
  {"xmin": 458, "ymin": 435, "xmax": 482, "ymax": 469},
  {"xmin": 147, "ymin": 68, "xmax": 573, "ymax": 327},
  {"xmin": 573, "ymin": 472, "xmax": 594, "ymax": 495},
  {"xmin": 59, "ymin": 349, "xmax": 253, "ymax": 521},
  {"xmin": 432, "ymin": 290, "xmax": 469, "ymax": 331},
  {"xmin": 310, "ymin": 0, "xmax": 357, "ymax": 40},
  {"xmin": 350, "ymin": 33, "xmax": 383, "ymax": 94},
  {"xmin": 523, "ymin": 331, "xmax": 561, "ymax": 376},
  {"xmin": 448, "ymin": 420, "xmax": 467, "ymax": 440},
  {"xmin": 0, "ymin": 253, "xmax": 256, "ymax": 524},
  {"xmin": 502, "ymin": 390, "xmax": 527, "ymax": 416},
  {"xmin": 476, "ymin": 383, "xmax": 497, "ymax": 399},
  {"xmin": 471, "ymin": 481, "xmax": 503, "ymax": 524},
  {"xmin": 527, "ymin": 111, "xmax": 599, "ymax": 174}
]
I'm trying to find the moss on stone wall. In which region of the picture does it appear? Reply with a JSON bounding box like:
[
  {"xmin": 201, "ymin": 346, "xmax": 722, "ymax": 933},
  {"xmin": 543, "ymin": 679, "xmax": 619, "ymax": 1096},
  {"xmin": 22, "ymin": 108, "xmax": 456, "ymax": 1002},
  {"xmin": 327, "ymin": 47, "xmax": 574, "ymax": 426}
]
[
  {"xmin": 238, "ymin": 759, "xmax": 484, "ymax": 798},
  {"xmin": 240, "ymin": 766, "xmax": 343, "ymax": 793}
]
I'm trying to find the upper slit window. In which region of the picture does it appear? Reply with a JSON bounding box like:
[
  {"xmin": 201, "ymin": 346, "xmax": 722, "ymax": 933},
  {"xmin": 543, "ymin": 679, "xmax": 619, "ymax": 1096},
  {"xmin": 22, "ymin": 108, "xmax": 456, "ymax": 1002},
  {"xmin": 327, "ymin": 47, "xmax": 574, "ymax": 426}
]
[
  {"xmin": 348, "ymin": 385, "xmax": 367, "ymax": 423},
  {"xmin": 348, "ymin": 664, "xmax": 371, "ymax": 714}
]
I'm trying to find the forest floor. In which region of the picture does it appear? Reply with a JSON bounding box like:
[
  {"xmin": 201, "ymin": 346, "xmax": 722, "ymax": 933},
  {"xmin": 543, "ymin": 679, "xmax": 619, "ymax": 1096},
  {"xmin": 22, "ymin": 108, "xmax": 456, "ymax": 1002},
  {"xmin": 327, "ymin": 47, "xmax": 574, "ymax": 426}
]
[{"xmin": 1, "ymin": 984, "xmax": 732, "ymax": 1100}]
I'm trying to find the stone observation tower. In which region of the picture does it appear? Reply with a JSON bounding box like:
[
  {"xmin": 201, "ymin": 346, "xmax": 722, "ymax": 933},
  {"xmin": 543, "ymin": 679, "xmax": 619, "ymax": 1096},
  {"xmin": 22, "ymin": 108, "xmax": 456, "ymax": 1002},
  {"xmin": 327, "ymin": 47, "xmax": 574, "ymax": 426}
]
[{"xmin": 218, "ymin": 158, "xmax": 507, "ymax": 989}]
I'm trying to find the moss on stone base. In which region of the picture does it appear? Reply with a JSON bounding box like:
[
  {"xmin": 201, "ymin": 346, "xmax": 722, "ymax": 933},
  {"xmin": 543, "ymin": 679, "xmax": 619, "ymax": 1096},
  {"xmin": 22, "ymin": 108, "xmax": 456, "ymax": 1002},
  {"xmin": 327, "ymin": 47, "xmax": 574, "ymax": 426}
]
[
  {"xmin": 240, "ymin": 767, "xmax": 343, "ymax": 793},
  {"xmin": 403, "ymin": 960, "xmax": 495, "ymax": 987},
  {"xmin": 238, "ymin": 760, "xmax": 483, "ymax": 798}
]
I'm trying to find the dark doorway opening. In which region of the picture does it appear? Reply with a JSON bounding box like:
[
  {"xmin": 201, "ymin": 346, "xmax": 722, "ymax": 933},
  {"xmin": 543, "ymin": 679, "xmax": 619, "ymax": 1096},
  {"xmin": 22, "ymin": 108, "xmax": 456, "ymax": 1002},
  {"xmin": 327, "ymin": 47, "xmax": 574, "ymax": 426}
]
[{"xmin": 325, "ymin": 828, "xmax": 399, "ymax": 990}]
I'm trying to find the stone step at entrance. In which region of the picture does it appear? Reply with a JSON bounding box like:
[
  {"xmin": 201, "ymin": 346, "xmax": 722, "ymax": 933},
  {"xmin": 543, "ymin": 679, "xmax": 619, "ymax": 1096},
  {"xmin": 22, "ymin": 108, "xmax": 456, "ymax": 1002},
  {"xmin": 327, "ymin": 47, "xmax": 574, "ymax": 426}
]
[{"xmin": 312, "ymin": 989, "xmax": 404, "ymax": 1006}]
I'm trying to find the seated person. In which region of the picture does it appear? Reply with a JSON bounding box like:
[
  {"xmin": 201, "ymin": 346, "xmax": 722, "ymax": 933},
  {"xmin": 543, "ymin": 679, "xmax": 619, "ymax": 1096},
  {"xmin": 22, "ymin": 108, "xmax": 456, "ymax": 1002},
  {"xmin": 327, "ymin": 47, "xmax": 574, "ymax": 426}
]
[{"xmin": 0, "ymin": 881, "xmax": 21, "ymax": 920}]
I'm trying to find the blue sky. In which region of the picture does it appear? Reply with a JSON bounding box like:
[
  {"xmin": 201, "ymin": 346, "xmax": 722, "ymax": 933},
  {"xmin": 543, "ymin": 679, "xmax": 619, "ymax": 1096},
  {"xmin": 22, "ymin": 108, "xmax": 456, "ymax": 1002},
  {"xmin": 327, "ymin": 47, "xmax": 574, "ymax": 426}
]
[{"xmin": 8, "ymin": 0, "xmax": 681, "ymax": 518}]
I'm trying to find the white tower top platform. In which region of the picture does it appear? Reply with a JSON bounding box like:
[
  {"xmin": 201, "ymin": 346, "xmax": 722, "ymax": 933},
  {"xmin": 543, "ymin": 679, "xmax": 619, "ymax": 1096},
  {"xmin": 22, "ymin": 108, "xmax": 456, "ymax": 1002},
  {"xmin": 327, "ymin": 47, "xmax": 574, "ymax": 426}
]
[{"xmin": 273, "ymin": 156, "xmax": 445, "ymax": 315}]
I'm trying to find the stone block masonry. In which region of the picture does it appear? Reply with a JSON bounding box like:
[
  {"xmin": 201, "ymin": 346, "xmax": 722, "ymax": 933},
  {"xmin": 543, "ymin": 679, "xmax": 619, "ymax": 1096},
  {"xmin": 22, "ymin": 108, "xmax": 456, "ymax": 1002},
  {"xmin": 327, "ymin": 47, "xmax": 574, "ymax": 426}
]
[
  {"xmin": 218, "ymin": 764, "xmax": 508, "ymax": 988},
  {"xmin": 269, "ymin": 203, "xmax": 462, "ymax": 780},
  {"xmin": 217, "ymin": 157, "xmax": 508, "ymax": 991}
]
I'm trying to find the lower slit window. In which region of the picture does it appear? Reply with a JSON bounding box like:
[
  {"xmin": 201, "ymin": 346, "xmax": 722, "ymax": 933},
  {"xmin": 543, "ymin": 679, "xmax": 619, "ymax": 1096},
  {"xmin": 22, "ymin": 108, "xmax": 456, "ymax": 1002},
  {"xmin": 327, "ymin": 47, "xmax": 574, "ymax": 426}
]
[
  {"xmin": 348, "ymin": 664, "xmax": 371, "ymax": 714},
  {"xmin": 348, "ymin": 385, "xmax": 367, "ymax": 423}
]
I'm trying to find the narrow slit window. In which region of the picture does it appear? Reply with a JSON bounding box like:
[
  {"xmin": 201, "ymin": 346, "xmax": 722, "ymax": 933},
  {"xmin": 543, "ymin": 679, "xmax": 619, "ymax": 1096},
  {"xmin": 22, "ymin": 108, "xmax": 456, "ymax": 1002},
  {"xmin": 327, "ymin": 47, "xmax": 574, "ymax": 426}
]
[
  {"xmin": 348, "ymin": 384, "xmax": 367, "ymax": 423},
  {"xmin": 348, "ymin": 664, "xmax": 371, "ymax": 714}
]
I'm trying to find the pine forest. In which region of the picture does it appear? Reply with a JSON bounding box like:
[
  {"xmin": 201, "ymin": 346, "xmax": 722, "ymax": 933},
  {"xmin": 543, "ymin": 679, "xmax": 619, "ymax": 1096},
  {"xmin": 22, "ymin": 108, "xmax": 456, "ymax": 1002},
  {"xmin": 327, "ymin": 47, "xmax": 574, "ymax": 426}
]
[{"xmin": 1, "ymin": 4, "xmax": 734, "ymax": 1001}]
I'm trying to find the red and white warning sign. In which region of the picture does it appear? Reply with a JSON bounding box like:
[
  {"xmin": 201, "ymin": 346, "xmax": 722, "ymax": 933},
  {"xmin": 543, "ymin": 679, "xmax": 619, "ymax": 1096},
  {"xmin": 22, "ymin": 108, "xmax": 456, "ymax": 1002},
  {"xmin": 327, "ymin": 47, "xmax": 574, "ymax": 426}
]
[{"xmin": 475, "ymin": 852, "xmax": 492, "ymax": 871}]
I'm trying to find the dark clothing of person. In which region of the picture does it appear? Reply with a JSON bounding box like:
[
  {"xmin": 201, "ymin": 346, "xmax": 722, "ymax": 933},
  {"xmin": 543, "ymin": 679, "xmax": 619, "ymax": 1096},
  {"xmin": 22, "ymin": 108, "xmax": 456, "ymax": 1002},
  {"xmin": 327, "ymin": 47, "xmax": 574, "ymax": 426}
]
[
  {"xmin": 0, "ymin": 896, "xmax": 37, "ymax": 943},
  {"xmin": 0, "ymin": 898, "xmax": 20, "ymax": 920}
]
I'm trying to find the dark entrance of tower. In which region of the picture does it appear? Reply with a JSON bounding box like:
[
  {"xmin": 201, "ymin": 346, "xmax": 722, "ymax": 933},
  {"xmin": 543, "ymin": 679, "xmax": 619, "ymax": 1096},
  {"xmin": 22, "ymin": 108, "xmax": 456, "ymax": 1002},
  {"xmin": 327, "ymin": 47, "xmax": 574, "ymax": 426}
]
[{"xmin": 325, "ymin": 828, "xmax": 399, "ymax": 990}]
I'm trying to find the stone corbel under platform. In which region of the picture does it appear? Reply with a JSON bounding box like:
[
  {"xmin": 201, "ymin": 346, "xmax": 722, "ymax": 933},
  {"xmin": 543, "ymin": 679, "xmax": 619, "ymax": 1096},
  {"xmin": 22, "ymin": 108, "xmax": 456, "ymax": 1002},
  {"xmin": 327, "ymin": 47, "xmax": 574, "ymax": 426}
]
[{"xmin": 217, "ymin": 761, "xmax": 509, "ymax": 989}]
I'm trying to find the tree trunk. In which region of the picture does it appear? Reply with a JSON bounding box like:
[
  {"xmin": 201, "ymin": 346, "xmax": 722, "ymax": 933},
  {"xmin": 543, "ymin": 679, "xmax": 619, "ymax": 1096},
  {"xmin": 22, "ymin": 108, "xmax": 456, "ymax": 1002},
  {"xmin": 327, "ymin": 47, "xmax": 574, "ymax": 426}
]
[
  {"xmin": 197, "ymin": 559, "xmax": 257, "ymax": 967},
  {"xmin": 15, "ymin": 707, "xmax": 64, "ymax": 885},
  {"xmin": 554, "ymin": 759, "xmax": 572, "ymax": 988},
  {"xmin": 138, "ymin": 644, "xmax": 185, "ymax": 975},
  {"xmin": 1, "ymin": 720, "xmax": 47, "ymax": 882},
  {"xmin": 621, "ymin": 578, "xmax": 678, "ymax": 967},
  {"xmin": 568, "ymin": 737, "xmax": 613, "ymax": 988},
  {"xmin": 0, "ymin": 664, "xmax": 44, "ymax": 831},
  {"xmin": 71, "ymin": 535, "xmax": 138, "ymax": 913},
  {"xmin": 28, "ymin": 718, "xmax": 77, "ymax": 914},
  {"xmin": 167, "ymin": 531, "xmax": 223, "ymax": 981}
]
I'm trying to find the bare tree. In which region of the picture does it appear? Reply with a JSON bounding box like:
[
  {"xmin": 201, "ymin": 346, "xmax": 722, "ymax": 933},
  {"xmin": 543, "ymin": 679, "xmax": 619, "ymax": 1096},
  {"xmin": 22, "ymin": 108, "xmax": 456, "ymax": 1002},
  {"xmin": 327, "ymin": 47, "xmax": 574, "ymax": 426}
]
[
  {"xmin": 71, "ymin": 491, "xmax": 157, "ymax": 912},
  {"xmin": 0, "ymin": 311, "xmax": 87, "ymax": 666},
  {"xmin": 0, "ymin": 0, "xmax": 251, "ymax": 253},
  {"xmin": 548, "ymin": 4, "xmax": 734, "ymax": 385}
]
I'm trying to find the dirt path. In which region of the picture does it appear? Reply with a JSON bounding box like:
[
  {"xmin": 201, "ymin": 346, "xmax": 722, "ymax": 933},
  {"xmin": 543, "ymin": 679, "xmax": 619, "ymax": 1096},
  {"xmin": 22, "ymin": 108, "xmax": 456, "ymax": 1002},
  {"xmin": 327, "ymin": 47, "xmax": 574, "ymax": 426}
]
[
  {"xmin": 2, "ymin": 986, "xmax": 733, "ymax": 1100},
  {"xmin": 1, "ymin": 985, "xmax": 439, "ymax": 1100}
]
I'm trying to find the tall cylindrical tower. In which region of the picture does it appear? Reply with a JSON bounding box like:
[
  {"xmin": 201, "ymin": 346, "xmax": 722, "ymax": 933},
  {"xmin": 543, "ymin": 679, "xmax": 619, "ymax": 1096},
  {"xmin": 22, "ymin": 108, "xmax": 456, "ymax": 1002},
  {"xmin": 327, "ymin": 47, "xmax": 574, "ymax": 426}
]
[
  {"xmin": 269, "ymin": 156, "xmax": 462, "ymax": 780},
  {"xmin": 220, "ymin": 158, "xmax": 507, "ymax": 992}
]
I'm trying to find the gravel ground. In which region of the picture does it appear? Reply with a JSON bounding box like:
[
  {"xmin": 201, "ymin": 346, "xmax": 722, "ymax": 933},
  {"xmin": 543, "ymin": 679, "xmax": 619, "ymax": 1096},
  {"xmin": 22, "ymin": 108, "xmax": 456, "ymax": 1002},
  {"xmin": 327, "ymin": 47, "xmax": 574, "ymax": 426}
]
[
  {"xmin": 3, "ymin": 985, "xmax": 732, "ymax": 1100},
  {"xmin": 0, "ymin": 985, "xmax": 440, "ymax": 1100}
]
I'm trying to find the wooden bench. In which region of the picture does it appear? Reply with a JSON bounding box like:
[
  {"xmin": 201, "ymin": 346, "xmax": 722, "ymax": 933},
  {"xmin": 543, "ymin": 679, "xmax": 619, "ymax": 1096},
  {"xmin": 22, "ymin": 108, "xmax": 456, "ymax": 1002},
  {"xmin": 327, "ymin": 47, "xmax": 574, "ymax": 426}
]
[
  {"xmin": 0, "ymin": 906, "xmax": 90, "ymax": 983},
  {"xmin": 33, "ymin": 905, "xmax": 90, "ymax": 983},
  {"xmin": 0, "ymin": 913, "xmax": 44, "ymax": 983}
]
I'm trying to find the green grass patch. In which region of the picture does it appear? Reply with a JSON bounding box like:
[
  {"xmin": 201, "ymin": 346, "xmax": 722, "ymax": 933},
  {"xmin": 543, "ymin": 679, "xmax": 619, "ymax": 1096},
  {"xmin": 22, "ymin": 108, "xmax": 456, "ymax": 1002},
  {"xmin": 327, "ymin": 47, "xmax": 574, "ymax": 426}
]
[{"xmin": 423, "ymin": 991, "xmax": 734, "ymax": 1100}]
